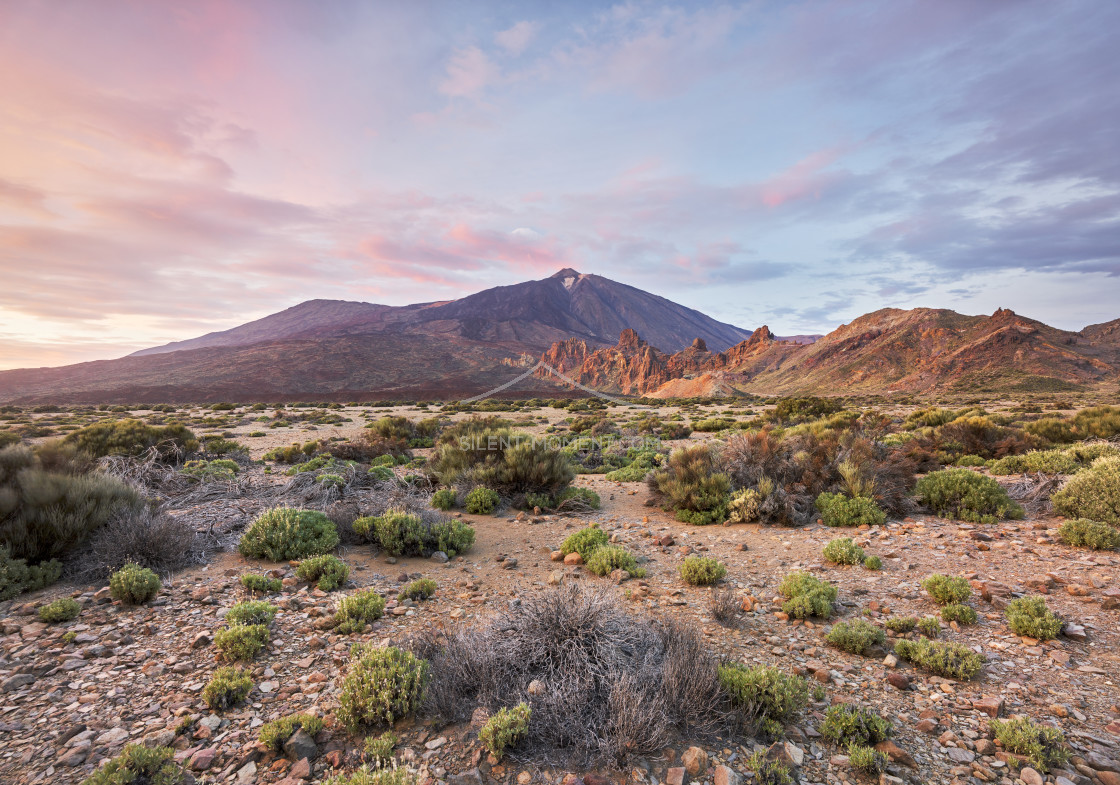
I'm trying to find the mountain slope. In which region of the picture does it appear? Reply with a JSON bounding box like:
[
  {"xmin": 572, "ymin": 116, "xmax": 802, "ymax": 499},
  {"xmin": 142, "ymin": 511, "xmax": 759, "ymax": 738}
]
[
  {"xmin": 132, "ymin": 269, "xmax": 752, "ymax": 358},
  {"xmin": 538, "ymin": 308, "xmax": 1120, "ymax": 397},
  {"xmin": 132, "ymin": 300, "xmax": 393, "ymax": 357},
  {"xmin": 0, "ymin": 269, "xmax": 752, "ymax": 403}
]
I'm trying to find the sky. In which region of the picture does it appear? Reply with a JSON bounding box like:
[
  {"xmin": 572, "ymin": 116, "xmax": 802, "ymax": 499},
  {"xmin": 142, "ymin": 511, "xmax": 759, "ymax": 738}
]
[{"xmin": 1, "ymin": 0, "xmax": 1119, "ymax": 370}]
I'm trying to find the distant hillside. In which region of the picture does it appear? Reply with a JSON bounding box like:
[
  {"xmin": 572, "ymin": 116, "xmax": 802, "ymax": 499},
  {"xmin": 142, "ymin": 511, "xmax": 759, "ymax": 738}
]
[
  {"xmin": 0, "ymin": 269, "xmax": 753, "ymax": 403},
  {"xmin": 537, "ymin": 308, "xmax": 1120, "ymax": 397}
]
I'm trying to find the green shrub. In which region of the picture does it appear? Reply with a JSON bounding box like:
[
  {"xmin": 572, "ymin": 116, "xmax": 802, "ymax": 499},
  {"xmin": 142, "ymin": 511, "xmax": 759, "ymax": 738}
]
[
  {"xmin": 816, "ymin": 493, "xmax": 886, "ymax": 527},
  {"xmin": 0, "ymin": 431, "xmax": 20, "ymax": 449},
  {"xmin": 238, "ymin": 507, "xmax": 339, "ymax": 561},
  {"xmin": 1005, "ymin": 596, "xmax": 1062, "ymax": 640},
  {"xmin": 821, "ymin": 703, "xmax": 892, "ymax": 746},
  {"xmin": 64, "ymin": 419, "xmax": 198, "ymax": 460},
  {"xmin": 323, "ymin": 766, "xmax": 418, "ymax": 785},
  {"xmin": 771, "ymin": 396, "xmax": 842, "ymax": 423},
  {"xmin": 941, "ymin": 603, "xmax": 978, "ymax": 625},
  {"xmin": 915, "ymin": 469, "xmax": 1023, "ymax": 523},
  {"xmin": 79, "ymin": 744, "xmax": 185, "ymax": 785},
  {"xmin": 109, "ymin": 563, "xmax": 161, "ymax": 605},
  {"xmin": 679, "ymin": 555, "xmax": 726, "ymax": 586},
  {"xmin": 181, "ymin": 458, "xmax": 239, "ymax": 482},
  {"xmin": 39, "ymin": 597, "xmax": 81, "ymax": 623},
  {"xmin": 226, "ymin": 600, "xmax": 278, "ymax": 626},
  {"xmin": 431, "ymin": 489, "xmax": 456, "ymax": 510},
  {"xmin": 479, "ymin": 702, "xmax": 531, "ymax": 761},
  {"xmin": 296, "ymin": 554, "xmax": 349, "ymax": 591},
  {"xmin": 337, "ymin": 645, "xmax": 430, "ymax": 729},
  {"xmin": 215, "ymin": 624, "xmax": 269, "ymax": 661},
  {"xmin": 560, "ymin": 526, "xmax": 609, "ymax": 561},
  {"xmin": 240, "ymin": 573, "xmax": 282, "ymax": 593},
  {"xmin": 1025, "ymin": 406, "xmax": 1120, "ymax": 444},
  {"xmin": 1051, "ymin": 456, "xmax": 1120, "ymax": 524},
  {"xmin": 335, "ymin": 589, "xmax": 387, "ymax": 635},
  {"xmin": 916, "ymin": 616, "xmax": 941, "ymax": 638},
  {"xmin": 363, "ymin": 731, "xmax": 397, "ymax": 765},
  {"xmin": 991, "ymin": 716, "xmax": 1070, "ymax": 772},
  {"xmin": 428, "ymin": 519, "xmax": 475, "ymax": 557},
  {"xmin": 822, "ymin": 537, "xmax": 864, "ymax": 565},
  {"xmin": 846, "ymin": 744, "xmax": 888, "ymax": 775},
  {"xmin": 727, "ymin": 488, "xmax": 763, "ymax": 523},
  {"xmin": 745, "ymin": 750, "xmax": 794, "ymax": 785},
  {"xmin": 648, "ymin": 445, "xmax": 730, "ymax": 525},
  {"xmin": 398, "ymin": 579, "xmax": 437, "ymax": 601},
  {"xmin": 202, "ymin": 666, "xmax": 253, "ymax": 711},
  {"xmin": 429, "ymin": 426, "xmax": 575, "ymax": 498},
  {"xmin": 586, "ymin": 545, "xmax": 645, "ymax": 578},
  {"xmin": 0, "ymin": 445, "xmax": 142, "ymax": 562},
  {"xmin": 955, "ymin": 454, "xmax": 987, "ymax": 468},
  {"xmin": 863, "ymin": 555, "xmax": 882, "ymax": 570},
  {"xmin": 884, "ymin": 616, "xmax": 916, "ymax": 633},
  {"xmin": 922, "ymin": 573, "xmax": 971, "ymax": 605},
  {"xmin": 826, "ymin": 619, "xmax": 886, "ymax": 655},
  {"xmin": 264, "ymin": 441, "xmax": 320, "ymax": 463},
  {"xmin": 718, "ymin": 663, "xmax": 809, "ymax": 738},
  {"xmin": 368, "ymin": 466, "xmax": 395, "ymax": 482},
  {"xmin": 0, "ymin": 545, "xmax": 61, "ymax": 600},
  {"xmin": 894, "ymin": 638, "xmax": 984, "ymax": 679},
  {"xmin": 353, "ymin": 512, "xmax": 474, "ymax": 558},
  {"xmin": 465, "ymin": 487, "xmax": 499, "ymax": 514},
  {"xmin": 1057, "ymin": 518, "xmax": 1120, "ymax": 550},
  {"xmin": 259, "ymin": 712, "xmax": 324, "ymax": 751},
  {"xmin": 778, "ymin": 571, "xmax": 836, "ymax": 619}
]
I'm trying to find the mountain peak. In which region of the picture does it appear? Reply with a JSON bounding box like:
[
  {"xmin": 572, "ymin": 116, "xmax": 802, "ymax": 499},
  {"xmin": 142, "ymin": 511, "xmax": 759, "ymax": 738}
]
[{"xmin": 550, "ymin": 267, "xmax": 582, "ymax": 279}]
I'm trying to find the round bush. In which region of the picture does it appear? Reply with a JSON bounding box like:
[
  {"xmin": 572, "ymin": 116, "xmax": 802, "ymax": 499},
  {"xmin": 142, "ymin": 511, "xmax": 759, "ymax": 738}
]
[
  {"xmin": 1057, "ymin": 518, "xmax": 1120, "ymax": 550},
  {"xmin": 940, "ymin": 603, "xmax": 978, "ymax": 625},
  {"xmin": 679, "ymin": 556, "xmax": 726, "ymax": 586},
  {"xmin": 39, "ymin": 597, "xmax": 81, "ymax": 623},
  {"xmin": 109, "ymin": 563, "xmax": 161, "ymax": 605},
  {"xmin": 1005, "ymin": 596, "xmax": 1062, "ymax": 640},
  {"xmin": 816, "ymin": 493, "xmax": 886, "ymax": 527},
  {"xmin": 337, "ymin": 645, "xmax": 430, "ymax": 729},
  {"xmin": 585, "ymin": 545, "xmax": 644, "ymax": 577},
  {"xmin": 238, "ymin": 508, "xmax": 339, "ymax": 562},
  {"xmin": 915, "ymin": 469, "xmax": 1023, "ymax": 523},
  {"xmin": 560, "ymin": 526, "xmax": 609, "ymax": 561},
  {"xmin": 296, "ymin": 554, "xmax": 349, "ymax": 591},
  {"xmin": 826, "ymin": 619, "xmax": 886, "ymax": 655},
  {"xmin": 1051, "ymin": 457, "xmax": 1120, "ymax": 525},
  {"xmin": 465, "ymin": 487, "xmax": 499, "ymax": 514},
  {"xmin": 822, "ymin": 537, "xmax": 864, "ymax": 565},
  {"xmin": 921, "ymin": 573, "xmax": 971, "ymax": 605},
  {"xmin": 431, "ymin": 488, "xmax": 456, "ymax": 511}
]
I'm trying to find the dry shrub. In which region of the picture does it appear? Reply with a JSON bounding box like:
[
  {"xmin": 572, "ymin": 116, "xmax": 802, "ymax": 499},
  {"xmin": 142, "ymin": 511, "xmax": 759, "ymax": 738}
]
[
  {"xmin": 411, "ymin": 584, "xmax": 724, "ymax": 766},
  {"xmin": 69, "ymin": 507, "xmax": 203, "ymax": 582},
  {"xmin": 836, "ymin": 436, "xmax": 916, "ymax": 517},
  {"xmin": 326, "ymin": 434, "xmax": 409, "ymax": 462},
  {"xmin": 708, "ymin": 587, "xmax": 739, "ymax": 625},
  {"xmin": 719, "ymin": 429, "xmax": 836, "ymax": 526}
]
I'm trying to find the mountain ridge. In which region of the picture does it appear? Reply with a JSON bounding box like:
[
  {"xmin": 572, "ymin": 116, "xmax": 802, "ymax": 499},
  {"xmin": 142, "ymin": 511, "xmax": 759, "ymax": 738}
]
[{"xmin": 1, "ymin": 271, "xmax": 1117, "ymax": 403}]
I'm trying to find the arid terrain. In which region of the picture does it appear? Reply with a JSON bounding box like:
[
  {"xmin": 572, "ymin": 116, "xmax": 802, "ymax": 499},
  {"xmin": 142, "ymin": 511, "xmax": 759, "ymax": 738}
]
[{"xmin": 2, "ymin": 397, "xmax": 1120, "ymax": 785}]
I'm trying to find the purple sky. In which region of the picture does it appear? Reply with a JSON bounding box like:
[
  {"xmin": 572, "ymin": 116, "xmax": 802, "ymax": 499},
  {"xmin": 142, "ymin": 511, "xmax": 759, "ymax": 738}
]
[{"xmin": 1, "ymin": 0, "xmax": 1118, "ymax": 369}]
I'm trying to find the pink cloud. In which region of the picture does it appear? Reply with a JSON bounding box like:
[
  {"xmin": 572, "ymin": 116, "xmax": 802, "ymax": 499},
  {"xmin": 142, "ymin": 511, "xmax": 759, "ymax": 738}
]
[
  {"xmin": 439, "ymin": 46, "xmax": 498, "ymax": 98},
  {"xmin": 495, "ymin": 21, "xmax": 540, "ymax": 56}
]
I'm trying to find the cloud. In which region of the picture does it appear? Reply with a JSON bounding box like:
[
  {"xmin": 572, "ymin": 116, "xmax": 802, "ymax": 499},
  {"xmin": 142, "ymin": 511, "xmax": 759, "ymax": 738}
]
[
  {"xmin": 439, "ymin": 46, "xmax": 498, "ymax": 98},
  {"xmin": 0, "ymin": 178, "xmax": 51, "ymax": 218},
  {"xmin": 495, "ymin": 21, "xmax": 539, "ymax": 56}
]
